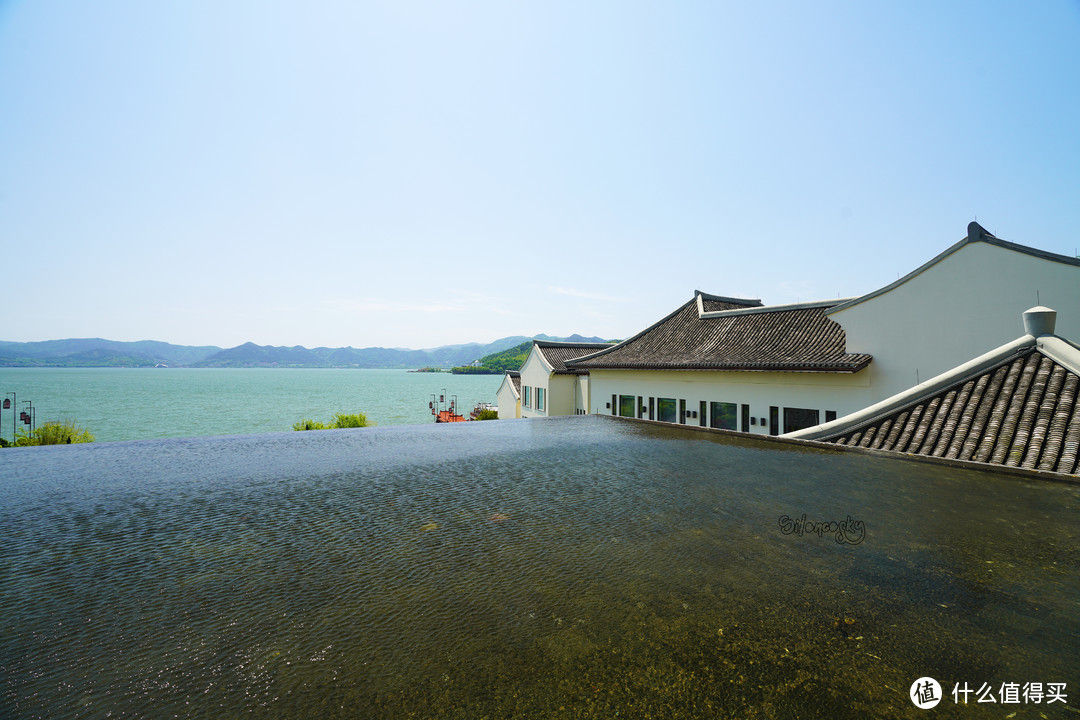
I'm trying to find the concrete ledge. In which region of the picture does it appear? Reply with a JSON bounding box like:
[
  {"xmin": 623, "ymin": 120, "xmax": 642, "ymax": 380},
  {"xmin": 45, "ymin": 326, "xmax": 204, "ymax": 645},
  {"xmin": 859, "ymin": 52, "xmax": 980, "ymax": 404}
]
[{"xmin": 599, "ymin": 414, "xmax": 1080, "ymax": 485}]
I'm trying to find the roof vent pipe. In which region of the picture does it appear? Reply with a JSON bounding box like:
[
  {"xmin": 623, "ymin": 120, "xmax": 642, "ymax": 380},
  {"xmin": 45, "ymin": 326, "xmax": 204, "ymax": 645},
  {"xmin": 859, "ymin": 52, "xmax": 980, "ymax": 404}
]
[{"xmin": 1023, "ymin": 306, "xmax": 1057, "ymax": 337}]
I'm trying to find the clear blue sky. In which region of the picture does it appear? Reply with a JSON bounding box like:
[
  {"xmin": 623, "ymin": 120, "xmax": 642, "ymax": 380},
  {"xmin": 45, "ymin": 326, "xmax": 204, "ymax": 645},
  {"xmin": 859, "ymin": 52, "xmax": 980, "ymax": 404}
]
[{"xmin": 2, "ymin": 1, "xmax": 1078, "ymax": 349}]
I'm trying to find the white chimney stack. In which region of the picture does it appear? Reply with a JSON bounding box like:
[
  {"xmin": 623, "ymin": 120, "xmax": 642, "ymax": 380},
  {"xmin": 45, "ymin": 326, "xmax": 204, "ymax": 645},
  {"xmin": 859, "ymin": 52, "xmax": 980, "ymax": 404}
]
[{"xmin": 1023, "ymin": 306, "xmax": 1057, "ymax": 337}]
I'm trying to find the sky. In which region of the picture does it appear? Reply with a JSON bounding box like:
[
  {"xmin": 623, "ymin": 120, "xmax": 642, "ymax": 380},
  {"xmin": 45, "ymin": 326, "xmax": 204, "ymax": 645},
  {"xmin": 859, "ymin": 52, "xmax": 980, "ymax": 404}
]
[{"xmin": 1, "ymin": 1, "xmax": 1078, "ymax": 350}]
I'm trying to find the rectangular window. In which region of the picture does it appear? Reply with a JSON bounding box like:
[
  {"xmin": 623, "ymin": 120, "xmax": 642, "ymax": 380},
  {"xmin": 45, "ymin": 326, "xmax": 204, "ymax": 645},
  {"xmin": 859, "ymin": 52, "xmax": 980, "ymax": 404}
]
[
  {"xmin": 783, "ymin": 407, "xmax": 820, "ymax": 434},
  {"xmin": 611, "ymin": 394, "xmax": 617, "ymax": 416},
  {"xmin": 699, "ymin": 401, "xmax": 707, "ymax": 427},
  {"xmin": 657, "ymin": 397, "xmax": 677, "ymax": 423},
  {"xmin": 619, "ymin": 394, "xmax": 636, "ymax": 417},
  {"xmin": 679, "ymin": 399, "xmax": 686, "ymax": 424},
  {"xmin": 741, "ymin": 404, "xmax": 750, "ymax": 433},
  {"xmin": 523, "ymin": 386, "xmax": 531, "ymax": 408},
  {"xmin": 648, "ymin": 397, "xmax": 655, "ymax": 421},
  {"xmin": 638, "ymin": 396, "xmax": 645, "ymax": 418},
  {"xmin": 710, "ymin": 401, "xmax": 738, "ymax": 431},
  {"xmin": 537, "ymin": 387, "xmax": 545, "ymax": 412},
  {"xmin": 826, "ymin": 410, "xmax": 837, "ymax": 423},
  {"xmin": 769, "ymin": 406, "xmax": 779, "ymax": 436}
]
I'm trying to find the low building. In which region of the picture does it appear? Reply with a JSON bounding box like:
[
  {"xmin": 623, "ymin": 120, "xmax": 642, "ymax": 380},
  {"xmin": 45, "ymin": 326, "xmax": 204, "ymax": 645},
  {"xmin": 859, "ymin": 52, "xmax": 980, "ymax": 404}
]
[
  {"xmin": 519, "ymin": 341, "xmax": 611, "ymax": 418},
  {"xmin": 568, "ymin": 293, "xmax": 873, "ymax": 435}
]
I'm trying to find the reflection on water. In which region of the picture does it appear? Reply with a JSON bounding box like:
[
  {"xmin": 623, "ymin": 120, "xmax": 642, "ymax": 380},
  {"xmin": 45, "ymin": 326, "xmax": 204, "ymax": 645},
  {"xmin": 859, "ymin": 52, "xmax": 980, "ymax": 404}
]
[{"xmin": 1, "ymin": 417, "xmax": 1077, "ymax": 718}]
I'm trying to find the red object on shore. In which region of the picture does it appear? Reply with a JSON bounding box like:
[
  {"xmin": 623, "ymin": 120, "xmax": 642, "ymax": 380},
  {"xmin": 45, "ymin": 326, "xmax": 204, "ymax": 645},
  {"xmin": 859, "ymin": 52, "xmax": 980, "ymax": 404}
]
[{"xmin": 435, "ymin": 410, "xmax": 466, "ymax": 423}]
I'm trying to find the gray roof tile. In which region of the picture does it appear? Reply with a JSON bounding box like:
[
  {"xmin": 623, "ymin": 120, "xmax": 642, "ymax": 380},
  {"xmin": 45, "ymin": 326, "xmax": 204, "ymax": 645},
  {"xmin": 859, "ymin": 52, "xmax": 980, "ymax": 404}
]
[
  {"xmin": 822, "ymin": 348, "xmax": 1080, "ymax": 476},
  {"xmin": 534, "ymin": 341, "xmax": 613, "ymax": 375},
  {"xmin": 569, "ymin": 295, "xmax": 871, "ymax": 372}
]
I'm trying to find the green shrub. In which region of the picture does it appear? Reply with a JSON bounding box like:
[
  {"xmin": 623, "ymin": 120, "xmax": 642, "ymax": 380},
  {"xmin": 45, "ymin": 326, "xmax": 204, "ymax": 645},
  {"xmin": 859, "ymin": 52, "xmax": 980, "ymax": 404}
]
[
  {"xmin": 293, "ymin": 412, "xmax": 374, "ymax": 431},
  {"xmin": 473, "ymin": 409, "xmax": 499, "ymax": 421},
  {"xmin": 331, "ymin": 412, "xmax": 372, "ymax": 428},
  {"xmin": 292, "ymin": 418, "xmax": 329, "ymax": 431},
  {"xmin": 14, "ymin": 419, "xmax": 95, "ymax": 446}
]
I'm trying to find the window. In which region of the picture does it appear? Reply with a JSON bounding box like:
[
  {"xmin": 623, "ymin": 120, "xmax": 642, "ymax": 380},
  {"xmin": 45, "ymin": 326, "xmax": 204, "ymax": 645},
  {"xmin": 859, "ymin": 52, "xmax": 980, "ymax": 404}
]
[
  {"xmin": 783, "ymin": 407, "xmax": 820, "ymax": 434},
  {"xmin": 523, "ymin": 386, "xmax": 531, "ymax": 408},
  {"xmin": 658, "ymin": 398, "xmax": 677, "ymax": 423},
  {"xmin": 679, "ymin": 399, "xmax": 686, "ymax": 424},
  {"xmin": 710, "ymin": 402, "xmax": 738, "ymax": 431},
  {"xmin": 769, "ymin": 406, "xmax": 779, "ymax": 436},
  {"xmin": 619, "ymin": 394, "xmax": 635, "ymax": 417},
  {"xmin": 648, "ymin": 397, "xmax": 655, "ymax": 421},
  {"xmin": 699, "ymin": 401, "xmax": 707, "ymax": 427},
  {"xmin": 826, "ymin": 410, "xmax": 837, "ymax": 423},
  {"xmin": 537, "ymin": 387, "xmax": 545, "ymax": 412},
  {"xmin": 741, "ymin": 404, "xmax": 750, "ymax": 432}
]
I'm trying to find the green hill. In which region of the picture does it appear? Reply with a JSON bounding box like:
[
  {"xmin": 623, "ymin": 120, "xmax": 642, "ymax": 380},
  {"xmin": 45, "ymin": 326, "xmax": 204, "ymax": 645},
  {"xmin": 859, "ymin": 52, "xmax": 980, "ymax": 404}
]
[{"xmin": 452, "ymin": 335, "xmax": 616, "ymax": 374}]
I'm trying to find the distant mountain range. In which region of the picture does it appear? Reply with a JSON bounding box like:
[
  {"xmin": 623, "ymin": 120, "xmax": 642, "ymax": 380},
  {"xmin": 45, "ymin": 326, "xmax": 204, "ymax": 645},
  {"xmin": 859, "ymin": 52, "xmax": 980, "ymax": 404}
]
[{"xmin": 0, "ymin": 334, "xmax": 611, "ymax": 369}]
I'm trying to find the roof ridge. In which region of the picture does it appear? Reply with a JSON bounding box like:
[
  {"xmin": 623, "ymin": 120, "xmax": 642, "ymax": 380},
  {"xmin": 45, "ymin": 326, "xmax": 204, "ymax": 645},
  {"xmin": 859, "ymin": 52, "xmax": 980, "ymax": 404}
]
[
  {"xmin": 694, "ymin": 290, "xmax": 763, "ymax": 307},
  {"xmin": 533, "ymin": 340, "xmax": 611, "ymax": 347},
  {"xmin": 700, "ymin": 298, "xmax": 856, "ymax": 319}
]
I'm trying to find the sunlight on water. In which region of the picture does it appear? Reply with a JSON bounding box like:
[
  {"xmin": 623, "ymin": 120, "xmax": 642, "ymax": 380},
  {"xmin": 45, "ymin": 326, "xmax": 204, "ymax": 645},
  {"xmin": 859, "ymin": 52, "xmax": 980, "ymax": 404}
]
[{"xmin": 1, "ymin": 417, "xmax": 1078, "ymax": 718}]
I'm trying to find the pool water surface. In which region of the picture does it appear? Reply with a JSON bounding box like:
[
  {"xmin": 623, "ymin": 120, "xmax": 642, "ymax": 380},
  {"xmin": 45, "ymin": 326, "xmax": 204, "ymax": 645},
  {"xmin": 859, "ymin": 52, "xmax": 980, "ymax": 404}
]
[{"xmin": 1, "ymin": 416, "xmax": 1077, "ymax": 718}]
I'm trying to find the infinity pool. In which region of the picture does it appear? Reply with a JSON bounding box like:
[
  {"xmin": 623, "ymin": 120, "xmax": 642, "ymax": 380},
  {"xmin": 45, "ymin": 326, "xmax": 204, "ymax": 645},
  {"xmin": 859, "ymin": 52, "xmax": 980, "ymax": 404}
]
[{"xmin": 1, "ymin": 416, "xmax": 1077, "ymax": 718}]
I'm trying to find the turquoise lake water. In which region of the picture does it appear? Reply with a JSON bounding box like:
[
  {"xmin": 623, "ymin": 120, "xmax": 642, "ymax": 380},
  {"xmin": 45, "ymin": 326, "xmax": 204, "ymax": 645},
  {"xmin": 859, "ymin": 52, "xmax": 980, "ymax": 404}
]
[
  {"xmin": 1, "ymin": 416, "xmax": 1077, "ymax": 718},
  {"xmin": 0, "ymin": 368, "xmax": 501, "ymax": 443}
]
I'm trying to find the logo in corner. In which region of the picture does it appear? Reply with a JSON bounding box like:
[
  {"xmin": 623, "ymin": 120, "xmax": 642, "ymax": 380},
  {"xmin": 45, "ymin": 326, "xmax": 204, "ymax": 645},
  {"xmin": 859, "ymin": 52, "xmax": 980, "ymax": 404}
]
[{"xmin": 910, "ymin": 677, "xmax": 942, "ymax": 709}]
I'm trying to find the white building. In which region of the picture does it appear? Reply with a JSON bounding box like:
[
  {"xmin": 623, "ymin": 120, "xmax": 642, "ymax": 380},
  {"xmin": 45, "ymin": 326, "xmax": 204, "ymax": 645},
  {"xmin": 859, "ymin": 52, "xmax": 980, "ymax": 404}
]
[
  {"xmin": 518, "ymin": 341, "xmax": 611, "ymax": 418},
  {"xmin": 565, "ymin": 223, "xmax": 1080, "ymax": 436},
  {"xmin": 827, "ymin": 222, "xmax": 1080, "ymax": 401},
  {"xmin": 787, "ymin": 306, "xmax": 1080, "ymax": 478},
  {"xmin": 568, "ymin": 294, "xmax": 872, "ymax": 435},
  {"xmin": 495, "ymin": 371, "xmax": 521, "ymax": 419}
]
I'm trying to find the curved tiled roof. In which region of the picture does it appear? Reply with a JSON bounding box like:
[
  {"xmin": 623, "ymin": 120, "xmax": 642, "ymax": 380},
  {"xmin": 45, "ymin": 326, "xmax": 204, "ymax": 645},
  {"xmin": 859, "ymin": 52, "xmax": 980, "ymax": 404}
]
[
  {"xmin": 822, "ymin": 347, "xmax": 1080, "ymax": 476},
  {"xmin": 569, "ymin": 295, "xmax": 871, "ymax": 373},
  {"xmin": 534, "ymin": 341, "xmax": 613, "ymax": 375}
]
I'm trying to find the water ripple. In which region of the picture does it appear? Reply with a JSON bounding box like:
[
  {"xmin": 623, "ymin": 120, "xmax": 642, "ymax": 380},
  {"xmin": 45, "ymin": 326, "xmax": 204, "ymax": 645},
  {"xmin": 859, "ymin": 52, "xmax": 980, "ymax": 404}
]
[{"xmin": 1, "ymin": 417, "xmax": 1078, "ymax": 718}]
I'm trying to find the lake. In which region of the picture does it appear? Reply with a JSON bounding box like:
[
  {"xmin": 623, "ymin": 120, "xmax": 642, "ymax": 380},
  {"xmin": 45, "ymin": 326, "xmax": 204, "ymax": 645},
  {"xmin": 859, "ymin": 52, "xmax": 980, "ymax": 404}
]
[
  {"xmin": 1, "ymin": 416, "xmax": 1077, "ymax": 718},
  {"xmin": 0, "ymin": 368, "xmax": 501, "ymax": 442}
]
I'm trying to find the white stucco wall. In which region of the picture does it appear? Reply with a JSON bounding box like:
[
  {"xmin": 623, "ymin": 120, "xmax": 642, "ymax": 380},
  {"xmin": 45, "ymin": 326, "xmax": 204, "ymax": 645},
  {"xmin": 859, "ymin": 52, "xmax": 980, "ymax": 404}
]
[
  {"xmin": 587, "ymin": 368, "xmax": 873, "ymax": 435},
  {"xmin": 829, "ymin": 241, "xmax": 1080, "ymax": 402},
  {"xmin": 575, "ymin": 375, "xmax": 590, "ymax": 414},
  {"xmin": 495, "ymin": 376, "xmax": 520, "ymax": 419},
  {"xmin": 518, "ymin": 345, "xmax": 591, "ymax": 417},
  {"xmin": 518, "ymin": 348, "xmax": 551, "ymax": 418},
  {"xmin": 548, "ymin": 374, "xmax": 579, "ymax": 416}
]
